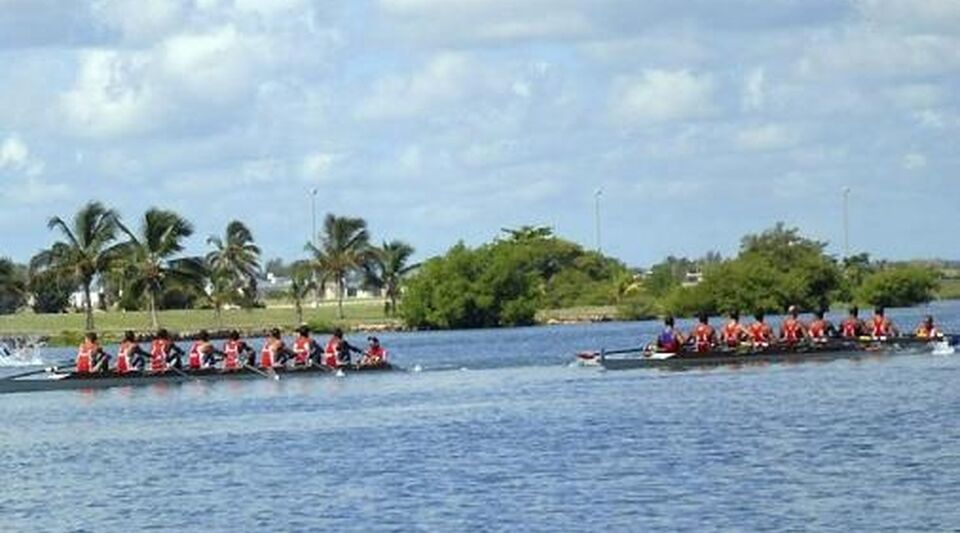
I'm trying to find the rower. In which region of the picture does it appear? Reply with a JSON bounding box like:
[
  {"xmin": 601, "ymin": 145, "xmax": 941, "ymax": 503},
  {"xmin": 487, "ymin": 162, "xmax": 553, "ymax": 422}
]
[
  {"xmin": 222, "ymin": 330, "xmax": 255, "ymax": 371},
  {"xmin": 914, "ymin": 315, "xmax": 943, "ymax": 339},
  {"xmin": 807, "ymin": 310, "xmax": 836, "ymax": 343},
  {"xmin": 840, "ymin": 306, "xmax": 865, "ymax": 338},
  {"xmin": 150, "ymin": 329, "xmax": 184, "ymax": 372},
  {"xmin": 655, "ymin": 316, "xmax": 684, "ymax": 353},
  {"xmin": 292, "ymin": 325, "xmax": 322, "ymax": 367},
  {"xmin": 747, "ymin": 312, "xmax": 774, "ymax": 348},
  {"xmin": 721, "ymin": 311, "xmax": 746, "ymax": 348},
  {"xmin": 779, "ymin": 305, "xmax": 806, "ymax": 346},
  {"xmin": 869, "ymin": 307, "xmax": 899, "ymax": 339},
  {"xmin": 187, "ymin": 330, "xmax": 220, "ymax": 370},
  {"xmin": 76, "ymin": 332, "xmax": 109, "ymax": 374},
  {"xmin": 689, "ymin": 312, "xmax": 716, "ymax": 353},
  {"xmin": 117, "ymin": 331, "xmax": 150, "ymax": 373},
  {"xmin": 360, "ymin": 336, "xmax": 388, "ymax": 367},
  {"xmin": 260, "ymin": 328, "xmax": 292, "ymax": 368},
  {"xmin": 324, "ymin": 328, "xmax": 363, "ymax": 367}
]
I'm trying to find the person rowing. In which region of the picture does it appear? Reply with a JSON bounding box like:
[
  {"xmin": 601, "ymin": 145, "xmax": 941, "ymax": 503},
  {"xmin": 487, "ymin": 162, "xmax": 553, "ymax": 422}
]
[
  {"xmin": 654, "ymin": 316, "xmax": 684, "ymax": 353},
  {"xmin": 260, "ymin": 328, "xmax": 292, "ymax": 368},
  {"xmin": 747, "ymin": 312, "xmax": 774, "ymax": 348},
  {"xmin": 324, "ymin": 328, "xmax": 363, "ymax": 367},
  {"xmin": 807, "ymin": 309, "xmax": 837, "ymax": 343},
  {"xmin": 869, "ymin": 307, "xmax": 899, "ymax": 339},
  {"xmin": 840, "ymin": 306, "xmax": 866, "ymax": 338},
  {"xmin": 117, "ymin": 330, "xmax": 150, "ymax": 373},
  {"xmin": 187, "ymin": 330, "xmax": 221, "ymax": 370},
  {"xmin": 688, "ymin": 312, "xmax": 716, "ymax": 353},
  {"xmin": 150, "ymin": 329, "xmax": 185, "ymax": 372},
  {"xmin": 76, "ymin": 332, "xmax": 110, "ymax": 374},
  {"xmin": 721, "ymin": 311, "xmax": 746, "ymax": 348},
  {"xmin": 222, "ymin": 330, "xmax": 256, "ymax": 371},
  {"xmin": 292, "ymin": 325, "xmax": 323, "ymax": 367},
  {"xmin": 780, "ymin": 305, "xmax": 806, "ymax": 346},
  {"xmin": 914, "ymin": 315, "xmax": 943, "ymax": 340},
  {"xmin": 360, "ymin": 336, "xmax": 388, "ymax": 367}
]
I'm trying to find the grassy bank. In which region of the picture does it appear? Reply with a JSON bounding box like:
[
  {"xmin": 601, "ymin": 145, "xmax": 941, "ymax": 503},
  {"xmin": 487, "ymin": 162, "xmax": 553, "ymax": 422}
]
[{"xmin": 937, "ymin": 279, "xmax": 960, "ymax": 301}]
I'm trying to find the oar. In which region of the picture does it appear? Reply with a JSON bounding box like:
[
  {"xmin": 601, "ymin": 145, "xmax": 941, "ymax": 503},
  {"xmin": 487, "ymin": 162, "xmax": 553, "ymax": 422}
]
[{"xmin": 244, "ymin": 363, "xmax": 280, "ymax": 381}]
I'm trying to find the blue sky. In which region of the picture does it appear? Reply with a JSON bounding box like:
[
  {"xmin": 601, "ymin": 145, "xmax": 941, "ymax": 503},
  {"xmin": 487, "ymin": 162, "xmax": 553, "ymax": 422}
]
[{"xmin": 0, "ymin": 0, "xmax": 957, "ymax": 267}]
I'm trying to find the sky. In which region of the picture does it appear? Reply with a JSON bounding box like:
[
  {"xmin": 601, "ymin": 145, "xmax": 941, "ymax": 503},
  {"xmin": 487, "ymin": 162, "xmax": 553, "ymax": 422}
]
[{"xmin": 0, "ymin": 0, "xmax": 958, "ymax": 267}]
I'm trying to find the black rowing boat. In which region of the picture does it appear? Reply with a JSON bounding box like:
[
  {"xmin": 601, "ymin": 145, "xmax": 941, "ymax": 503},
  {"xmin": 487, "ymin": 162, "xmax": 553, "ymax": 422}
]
[
  {"xmin": 0, "ymin": 362, "xmax": 397, "ymax": 395},
  {"xmin": 577, "ymin": 335, "xmax": 956, "ymax": 371}
]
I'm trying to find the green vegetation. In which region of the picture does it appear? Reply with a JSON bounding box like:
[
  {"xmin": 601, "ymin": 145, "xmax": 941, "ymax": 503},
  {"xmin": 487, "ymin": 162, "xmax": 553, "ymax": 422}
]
[
  {"xmin": 938, "ymin": 278, "xmax": 960, "ymax": 300},
  {"xmin": 856, "ymin": 265, "xmax": 940, "ymax": 307}
]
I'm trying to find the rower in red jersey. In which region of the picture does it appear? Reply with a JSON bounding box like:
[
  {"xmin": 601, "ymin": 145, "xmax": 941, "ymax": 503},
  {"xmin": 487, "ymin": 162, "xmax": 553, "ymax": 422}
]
[
  {"xmin": 76, "ymin": 332, "xmax": 109, "ymax": 374},
  {"xmin": 291, "ymin": 325, "xmax": 321, "ymax": 366},
  {"xmin": 222, "ymin": 330, "xmax": 255, "ymax": 371},
  {"xmin": 779, "ymin": 305, "xmax": 807, "ymax": 346},
  {"xmin": 360, "ymin": 336, "xmax": 388, "ymax": 367},
  {"xmin": 747, "ymin": 312, "xmax": 774, "ymax": 347},
  {"xmin": 688, "ymin": 312, "xmax": 716, "ymax": 353},
  {"xmin": 260, "ymin": 328, "xmax": 292, "ymax": 368},
  {"xmin": 324, "ymin": 328, "xmax": 362, "ymax": 367},
  {"xmin": 840, "ymin": 306, "xmax": 866, "ymax": 338},
  {"xmin": 187, "ymin": 330, "xmax": 220, "ymax": 370},
  {"xmin": 150, "ymin": 329, "xmax": 184, "ymax": 372},
  {"xmin": 116, "ymin": 330, "xmax": 149, "ymax": 373},
  {"xmin": 720, "ymin": 311, "xmax": 746, "ymax": 348},
  {"xmin": 807, "ymin": 310, "xmax": 836, "ymax": 343},
  {"xmin": 914, "ymin": 315, "xmax": 943, "ymax": 339},
  {"xmin": 869, "ymin": 307, "xmax": 899, "ymax": 339}
]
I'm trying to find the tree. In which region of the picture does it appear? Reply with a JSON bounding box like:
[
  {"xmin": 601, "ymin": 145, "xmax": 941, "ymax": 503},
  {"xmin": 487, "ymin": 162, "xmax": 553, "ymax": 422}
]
[
  {"xmin": 206, "ymin": 269, "xmax": 235, "ymax": 327},
  {"xmin": 856, "ymin": 265, "xmax": 940, "ymax": 308},
  {"xmin": 305, "ymin": 214, "xmax": 371, "ymax": 319},
  {"xmin": 27, "ymin": 268, "xmax": 73, "ymax": 314},
  {"xmin": 0, "ymin": 258, "xmax": 26, "ymax": 314},
  {"xmin": 206, "ymin": 220, "xmax": 262, "ymax": 308},
  {"xmin": 31, "ymin": 201, "xmax": 119, "ymax": 330},
  {"xmin": 501, "ymin": 225, "xmax": 554, "ymax": 242},
  {"xmin": 288, "ymin": 260, "xmax": 316, "ymax": 325},
  {"xmin": 116, "ymin": 208, "xmax": 206, "ymax": 328},
  {"xmin": 365, "ymin": 240, "xmax": 418, "ymax": 316}
]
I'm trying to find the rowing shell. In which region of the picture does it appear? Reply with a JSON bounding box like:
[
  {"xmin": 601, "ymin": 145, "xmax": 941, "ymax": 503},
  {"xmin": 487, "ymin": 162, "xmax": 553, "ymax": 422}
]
[
  {"xmin": 0, "ymin": 362, "xmax": 397, "ymax": 395},
  {"xmin": 577, "ymin": 335, "xmax": 956, "ymax": 371}
]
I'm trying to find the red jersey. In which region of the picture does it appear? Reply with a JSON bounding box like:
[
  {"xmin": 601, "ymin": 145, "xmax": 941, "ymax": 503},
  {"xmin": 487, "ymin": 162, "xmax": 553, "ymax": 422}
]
[
  {"xmin": 116, "ymin": 340, "xmax": 136, "ymax": 373},
  {"xmin": 292, "ymin": 337, "xmax": 312, "ymax": 365},
  {"xmin": 748, "ymin": 322, "xmax": 772, "ymax": 344},
  {"xmin": 150, "ymin": 339, "xmax": 170, "ymax": 372},
  {"xmin": 781, "ymin": 317, "xmax": 804, "ymax": 344},
  {"xmin": 841, "ymin": 318, "xmax": 861, "ymax": 338},
  {"xmin": 76, "ymin": 341, "xmax": 96, "ymax": 374},
  {"xmin": 808, "ymin": 319, "xmax": 828, "ymax": 340},
  {"xmin": 222, "ymin": 340, "xmax": 242, "ymax": 370},
  {"xmin": 691, "ymin": 324, "xmax": 714, "ymax": 353},
  {"xmin": 722, "ymin": 321, "xmax": 743, "ymax": 347}
]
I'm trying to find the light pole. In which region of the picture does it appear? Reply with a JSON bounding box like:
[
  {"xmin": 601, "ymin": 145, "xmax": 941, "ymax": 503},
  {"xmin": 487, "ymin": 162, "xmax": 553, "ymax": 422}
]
[
  {"xmin": 842, "ymin": 186, "xmax": 850, "ymax": 259},
  {"xmin": 594, "ymin": 188, "xmax": 603, "ymax": 253},
  {"xmin": 311, "ymin": 188, "xmax": 319, "ymax": 308}
]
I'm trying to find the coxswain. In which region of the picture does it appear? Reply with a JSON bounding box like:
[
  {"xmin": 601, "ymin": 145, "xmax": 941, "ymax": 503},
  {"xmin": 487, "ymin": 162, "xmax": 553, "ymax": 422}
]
[
  {"xmin": 840, "ymin": 306, "xmax": 865, "ymax": 338},
  {"xmin": 721, "ymin": 311, "xmax": 746, "ymax": 348},
  {"xmin": 187, "ymin": 330, "xmax": 220, "ymax": 370},
  {"xmin": 747, "ymin": 312, "xmax": 774, "ymax": 347},
  {"xmin": 869, "ymin": 307, "xmax": 899, "ymax": 339},
  {"xmin": 688, "ymin": 312, "xmax": 716, "ymax": 353},
  {"xmin": 807, "ymin": 310, "xmax": 836, "ymax": 343},
  {"xmin": 780, "ymin": 305, "xmax": 807, "ymax": 345},
  {"xmin": 150, "ymin": 329, "xmax": 184, "ymax": 372},
  {"xmin": 655, "ymin": 316, "xmax": 684, "ymax": 353},
  {"xmin": 117, "ymin": 331, "xmax": 150, "ymax": 373},
  {"xmin": 324, "ymin": 328, "xmax": 363, "ymax": 367},
  {"xmin": 260, "ymin": 328, "xmax": 292, "ymax": 368},
  {"xmin": 360, "ymin": 336, "xmax": 388, "ymax": 367},
  {"xmin": 222, "ymin": 330, "xmax": 255, "ymax": 370},
  {"xmin": 914, "ymin": 315, "xmax": 943, "ymax": 339},
  {"xmin": 76, "ymin": 332, "xmax": 109, "ymax": 374},
  {"xmin": 291, "ymin": 325, "xmax": 322, "ymax": 367}
]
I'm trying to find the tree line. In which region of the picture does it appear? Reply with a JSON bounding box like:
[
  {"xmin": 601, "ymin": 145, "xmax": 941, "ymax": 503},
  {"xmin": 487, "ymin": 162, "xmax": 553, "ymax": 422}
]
[{"xmin": 0, "ymin": 201, "xmax": 416, "ymax": 330}]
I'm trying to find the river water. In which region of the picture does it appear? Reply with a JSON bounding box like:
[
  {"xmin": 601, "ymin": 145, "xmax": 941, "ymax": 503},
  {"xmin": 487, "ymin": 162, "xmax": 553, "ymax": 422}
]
[{"xmin": 2, "ymin": 302, "xmax": 959, "ymax": 531}]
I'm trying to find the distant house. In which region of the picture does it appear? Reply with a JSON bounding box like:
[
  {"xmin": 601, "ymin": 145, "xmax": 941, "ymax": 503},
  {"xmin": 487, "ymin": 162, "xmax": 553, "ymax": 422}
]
[
  {"xmin": 258, "ymin": 272, "xmax": 381, "ymax": 301},
  {"xmin": 69, "ymin": 290, "xmax": 104, "ymax": 310},
  {"xmin": 681, "ymin": 271, "xmax": 703, "ymax": 287}
]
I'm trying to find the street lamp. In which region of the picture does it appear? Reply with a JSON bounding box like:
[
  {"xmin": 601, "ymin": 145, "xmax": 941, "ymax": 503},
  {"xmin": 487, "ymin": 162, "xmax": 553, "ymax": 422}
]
[
  {"xmin": 310, "ymin": 188, "xmax": 318, "ymax": 248},
  {"xmin": 842, "ymin": 187, "xmax": 850, "ymax": 259},
  {"xmin": 594, "ymin": 188, "xmax": 603, "ymax": 253}
]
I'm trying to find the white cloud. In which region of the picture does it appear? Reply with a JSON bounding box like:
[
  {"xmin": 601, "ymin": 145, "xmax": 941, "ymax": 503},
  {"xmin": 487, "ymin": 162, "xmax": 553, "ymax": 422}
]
[
  {"xmin": 856, "ymin": 0, "xmax": 960, "ymax": 35},
  {"xmin": 0, "ymin": 135, "xmax": 44, "ymax": 176},
  {"xmin": 357, "ymin": 53, "xmax": 475, "ymax": 120},
  {"xmin": 742, "ymin": 67, "xmax": 766, "ymax": 112},
  {"xmin": 301, "ymin": 152, "xmax": 336, "ymax": 181},
  {"xmin": 611, "ymin": 70, "xmax": 716, "ymax": 124},
  {"xmin": 902, "ymin": 152, "xmax": 927, "ymax": 170},
  {"xmin": 735, "ymin": 124, "xmax": 799, "ymax": 151}
]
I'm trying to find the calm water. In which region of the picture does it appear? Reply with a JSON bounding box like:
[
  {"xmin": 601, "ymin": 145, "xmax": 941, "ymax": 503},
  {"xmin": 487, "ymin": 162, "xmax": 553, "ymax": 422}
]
[{"xmin": 2, "ymin": 303, "xmax": 960, "ymax": 532}]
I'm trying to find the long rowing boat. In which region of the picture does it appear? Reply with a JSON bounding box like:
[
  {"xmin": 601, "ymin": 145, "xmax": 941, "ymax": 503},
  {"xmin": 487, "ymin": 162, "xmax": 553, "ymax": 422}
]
[
  {"xmin": 0, "ymin": 362, "xmax": 397, "ymax": 395},
  {"xmin": 576, "ymin": 335, "xmax": 957, "ymax": 371}
]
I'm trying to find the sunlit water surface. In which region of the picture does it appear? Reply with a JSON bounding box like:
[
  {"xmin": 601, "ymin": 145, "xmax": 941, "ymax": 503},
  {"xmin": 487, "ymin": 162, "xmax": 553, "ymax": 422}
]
[{"xmin": 2, "ymin": 303, "xmax": 959, "ymax": 531}]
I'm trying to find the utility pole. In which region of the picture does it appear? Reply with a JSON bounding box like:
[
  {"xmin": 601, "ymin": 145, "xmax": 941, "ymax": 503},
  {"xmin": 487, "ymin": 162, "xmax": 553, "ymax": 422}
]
[
  {"xmin": 311, "ymin": 188, "xmax": 319, "ymax": 309},
  {"xmin": 594, "ymin": 188, "xmax": 603, "ymax": 253},
  {"xmin": 842, "ymin": 186, "xmax": 850, "ymax": 259}
]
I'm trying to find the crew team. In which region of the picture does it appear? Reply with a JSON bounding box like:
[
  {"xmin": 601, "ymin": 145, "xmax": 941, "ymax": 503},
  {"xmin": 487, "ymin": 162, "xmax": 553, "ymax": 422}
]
[
  {"xmin": 74, "ymin": 326, "xmax": 388, "ymax": 374},
  {"xmin": 655, "ymin": 306, "xmax": 943, "ymax": 353}
]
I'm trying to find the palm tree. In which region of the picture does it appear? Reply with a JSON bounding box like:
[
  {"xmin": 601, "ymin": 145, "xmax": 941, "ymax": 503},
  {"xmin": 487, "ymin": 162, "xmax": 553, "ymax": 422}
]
[
  {"xmin": 305, "ymin": 214, "xmax": 371, "ymax": 319},
  {"xmin": 206, "ymin": 221, "xmax": 261, "ymax": 306},
  {"xmin": 31, "ymin": 201, "xmax": 119, "ymax": 330},
  {"xmin": 288, "ymin": 260, "xmax": 316, "ymax": 325},
  {"xmin": 365, "ymin": 240, "xmax": 418, "ymax": 316},
  {"xmin": 116, "ymin": 208, "xmax": 205, "ymax": 328}
]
